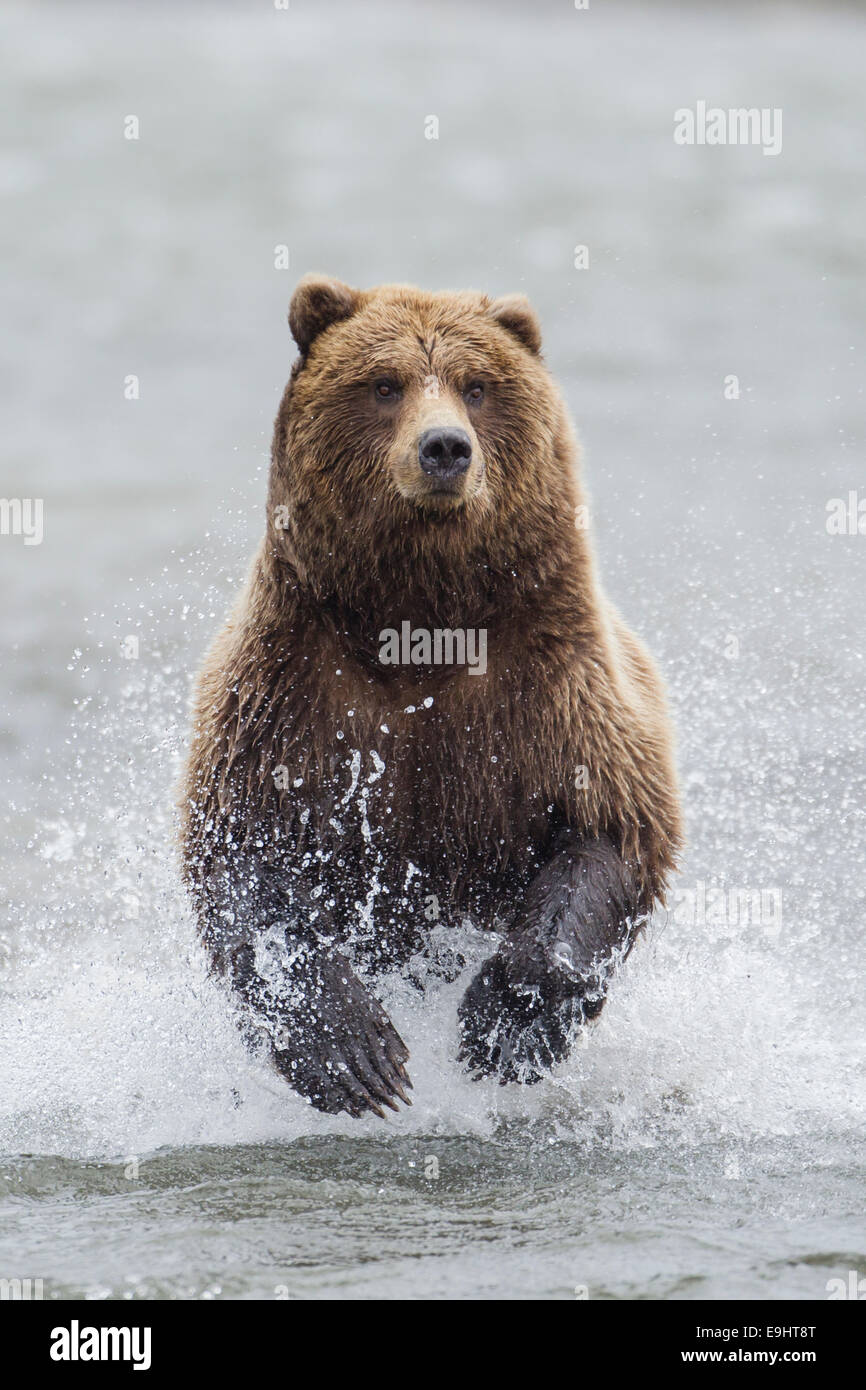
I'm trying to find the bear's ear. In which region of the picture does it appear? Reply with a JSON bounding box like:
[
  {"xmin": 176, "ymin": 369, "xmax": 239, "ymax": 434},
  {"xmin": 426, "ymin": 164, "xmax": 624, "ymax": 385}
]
[
  {"xmin": 487, "ymin": 293, "xmax": 542, "ymax": 355},
  {"xmin": 289, "ymin": 274, "xmax": 360, "ymax": 354}
]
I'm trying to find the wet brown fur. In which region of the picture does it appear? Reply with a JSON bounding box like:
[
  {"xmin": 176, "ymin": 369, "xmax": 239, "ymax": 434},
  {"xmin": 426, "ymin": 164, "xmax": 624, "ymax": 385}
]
[{"xmin": 179, "ymin": 276, "xmax": 683, "ymax": 1105}]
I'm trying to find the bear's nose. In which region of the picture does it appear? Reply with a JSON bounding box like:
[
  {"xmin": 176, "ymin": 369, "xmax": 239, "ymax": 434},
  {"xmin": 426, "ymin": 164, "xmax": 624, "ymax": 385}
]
[{"xmin": 418, "ymin": 427, "xmax": 472, "ymax": 479}]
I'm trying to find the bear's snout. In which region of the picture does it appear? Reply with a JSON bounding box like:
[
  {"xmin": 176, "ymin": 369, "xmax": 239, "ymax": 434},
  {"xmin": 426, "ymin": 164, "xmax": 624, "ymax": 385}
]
[{"xmin": 418, "ymin": 427, "xmax": 472, "ymax": 483}]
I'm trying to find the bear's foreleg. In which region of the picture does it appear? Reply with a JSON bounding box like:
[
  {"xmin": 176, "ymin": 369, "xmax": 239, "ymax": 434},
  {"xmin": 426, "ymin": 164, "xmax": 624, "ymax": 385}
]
[
  {"xmin": 227, "ymin": 934, "xmax": 412, "ymax": 1117},
  {"xmin": 457, "ymin": 830, "xmax": 640, "ymax": 1083},
  {"xmin": 194, "ymin": 854, "xmax": 412, "ymax": 1117}
]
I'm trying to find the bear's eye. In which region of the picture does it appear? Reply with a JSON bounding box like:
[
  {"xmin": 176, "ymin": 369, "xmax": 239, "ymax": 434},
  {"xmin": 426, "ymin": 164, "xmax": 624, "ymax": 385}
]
[
  {"xmin": 374, "ymin": 380, "xmax": 399, "ymax": 400},
  {"xmin": 464, "ymin": 382, "xmax": 484, "ymax": 404}
]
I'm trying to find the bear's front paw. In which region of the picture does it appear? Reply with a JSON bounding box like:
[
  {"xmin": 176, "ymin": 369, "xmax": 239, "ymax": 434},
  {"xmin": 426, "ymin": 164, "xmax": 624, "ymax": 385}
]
[
  {"xmin": 457, "ymin": 952, "xmax": 587, "ymax": 1085},
  {"xmin": 268, "ymin": 955, "xmax": 412, "ymax": 1119}
]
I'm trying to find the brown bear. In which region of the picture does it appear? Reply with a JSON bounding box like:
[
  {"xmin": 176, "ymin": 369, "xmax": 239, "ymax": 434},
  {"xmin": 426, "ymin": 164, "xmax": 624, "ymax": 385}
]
[{"xmin": 180, "ymin": 275, "xmax": 683, "ymax": 1118}]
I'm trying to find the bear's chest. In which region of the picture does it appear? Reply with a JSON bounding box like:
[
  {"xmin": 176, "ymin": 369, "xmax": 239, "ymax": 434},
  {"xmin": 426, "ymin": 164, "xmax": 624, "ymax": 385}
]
[{"xmin": 273, "ymin": 665, "xmax": 555, "ymax": 915}]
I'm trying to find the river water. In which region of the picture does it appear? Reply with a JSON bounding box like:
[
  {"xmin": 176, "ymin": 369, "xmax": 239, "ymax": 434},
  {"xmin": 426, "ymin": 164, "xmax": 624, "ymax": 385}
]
[{"xmin": 1, "ymin": 0, "xmax": 864, "ymax": 1300}]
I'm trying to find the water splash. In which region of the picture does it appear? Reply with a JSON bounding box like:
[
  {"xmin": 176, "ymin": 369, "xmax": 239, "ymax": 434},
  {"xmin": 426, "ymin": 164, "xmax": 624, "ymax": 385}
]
[{"xmin": 1, "ymin": 570, "xmax": 862, "ymax": 1164}]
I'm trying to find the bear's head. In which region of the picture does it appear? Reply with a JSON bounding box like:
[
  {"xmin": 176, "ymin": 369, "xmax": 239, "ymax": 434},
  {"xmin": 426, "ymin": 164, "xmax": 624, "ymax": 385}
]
[{"xmin": 268, "ymin": 276, "xmax": 585, "ymax": 609}]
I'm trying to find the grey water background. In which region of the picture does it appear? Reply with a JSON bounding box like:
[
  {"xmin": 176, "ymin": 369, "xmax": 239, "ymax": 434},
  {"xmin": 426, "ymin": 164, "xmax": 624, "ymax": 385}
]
[{"xmin": 1, "ymin": 0, "xmax": 864, "ymax": 1300}]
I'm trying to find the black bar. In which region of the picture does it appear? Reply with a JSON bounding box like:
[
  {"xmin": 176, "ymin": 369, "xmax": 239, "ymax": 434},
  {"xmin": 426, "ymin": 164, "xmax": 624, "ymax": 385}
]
[{"xmin": 5, "ymin": 1299, "xmax": 863, "ymax": 1375}]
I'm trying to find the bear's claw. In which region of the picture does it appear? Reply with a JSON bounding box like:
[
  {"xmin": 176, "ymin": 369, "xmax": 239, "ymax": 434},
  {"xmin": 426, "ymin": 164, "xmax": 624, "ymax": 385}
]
[
  {"xmin": 457, "ymin": 952, "xmax": 586, "ymax": 1085},
  {"xmin": 264, "ymin": 950, "xmax": 412, "ymax": 1118}
]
